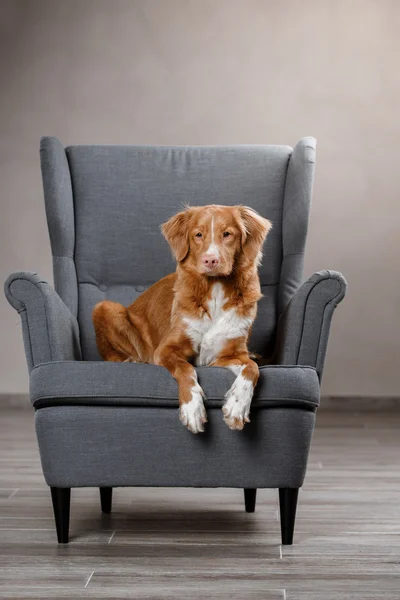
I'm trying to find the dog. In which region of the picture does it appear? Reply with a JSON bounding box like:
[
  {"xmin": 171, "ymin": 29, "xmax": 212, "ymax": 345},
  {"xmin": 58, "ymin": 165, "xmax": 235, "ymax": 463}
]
[{"xmin": 93, "ymin": 204, "xmax": 272, "ymax": 434}]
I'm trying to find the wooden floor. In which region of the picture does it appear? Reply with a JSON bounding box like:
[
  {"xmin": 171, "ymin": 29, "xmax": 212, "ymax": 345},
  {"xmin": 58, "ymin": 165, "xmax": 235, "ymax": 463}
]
[{"xmin": 0, "ymin": 409, "xmax": 400, "ymax": 599}]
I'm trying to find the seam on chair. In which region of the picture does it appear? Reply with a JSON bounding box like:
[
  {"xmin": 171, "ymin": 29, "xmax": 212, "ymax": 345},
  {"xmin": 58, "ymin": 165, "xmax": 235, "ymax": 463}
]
[
  {"xmin": 52, "ymin": 255, "xmax": 79, "ymax": 317},
  {"xmin": 312, "ymin": 282, "xmax": 344, "ymax": 371},
  {"xmin": 10, "ymin": 278, "xmax": 53, "ymax": 364},
  {"xmin": 315, "ymin": 300, "xmax": 331, "ymax": 378},
  {"xmin": 295, "ymin": 282, "xmax": 316, "ymax": 365},
  {"xmin": 37, "ymin": 282, "xmax": 53, "ymax": 363},
  {"xmin": 9, "ymin": 273, "xmax": 81, "ymax": 363},
  {"xmin": 8, "ymin": 274, "xmax": 46, "ymax": 287},
  {"xmin": 19, "ymin": 308, "xmax": 34, "ymax": 372},
  {"xmin": 278, "ymin": 151, "xmax": 297, "ymax": 311},
  {"xmin": 278, "ymin": 152, "xmax": 292, "ymax": 285},
  {"xmin": 77, "ymin": 281, "xmax": 152, "ymax": 288},
  {"xmin": 296, "ymin": 278, "xmax": 344, "ymax": 368},
  {"xmin": 31, "ymin": 392, "xmax": 319, "ymax": 402},
  {"xmin": 32, "ymin": 395, "xmax": 319, "ymax": 408},
  {"xmin": 30, "ymin": 362, "xmax": 317, "ymax": 373},
  {"xmin": 315, "ymin": 296, "xmax": 340, "ymax": 378},
  {"xmin": 75, "ymin": 281, "xmax": 280, "ymax": 290},
  {"xmin": 295, "ymin": 279, "xmax": 325, "ymax": 365},
  {"xmin": 65, "ymin": 147, "xmax": 79, "ymax": 318},
  {"xmin": 283, "ymin": 252, "xmax": 305, "ymax": 258}
]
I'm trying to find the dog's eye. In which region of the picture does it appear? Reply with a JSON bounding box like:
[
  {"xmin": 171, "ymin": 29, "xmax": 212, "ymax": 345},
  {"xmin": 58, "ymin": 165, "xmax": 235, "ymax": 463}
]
[
  {"xmin": 223, "ymin": 231, "xmax": 231, "ymax": 238},
  {"xmin": 195, "ymin": 232, "xmax": 202, "ymax": 238}
]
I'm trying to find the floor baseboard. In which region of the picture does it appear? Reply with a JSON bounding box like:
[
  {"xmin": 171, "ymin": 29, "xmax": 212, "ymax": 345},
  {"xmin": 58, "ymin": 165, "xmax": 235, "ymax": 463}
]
[{"xmin": 1, "ymin": 394, "xmax": 400, "ymax": 411}]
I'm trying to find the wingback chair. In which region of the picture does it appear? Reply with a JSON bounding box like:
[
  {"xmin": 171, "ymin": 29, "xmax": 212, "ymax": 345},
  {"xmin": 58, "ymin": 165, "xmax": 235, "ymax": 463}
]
[{"xmin": 4, "ymin": 137, "xmax": 347, "ymax": 545}]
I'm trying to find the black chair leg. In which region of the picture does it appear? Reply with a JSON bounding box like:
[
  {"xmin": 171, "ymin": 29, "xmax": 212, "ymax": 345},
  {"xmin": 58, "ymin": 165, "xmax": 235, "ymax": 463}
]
[
  {"xmin": 50, "ymin": 487, "xmax": 71, "ymax": 544},
  {"xmin": 100, "ymin": 487, "xmax": 113, "ymax": 513},
  {"xmin": 244, "ymin": 488, "xmax": 257, "ymax": 513},
  {"xmin": 279, "ymin": 487, "xmax": 299, "ymax": 545}
]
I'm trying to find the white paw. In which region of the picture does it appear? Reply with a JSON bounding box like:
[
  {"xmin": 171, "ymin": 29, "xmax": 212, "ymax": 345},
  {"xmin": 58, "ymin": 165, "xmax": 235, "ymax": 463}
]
[
  {"xmin": 222, "ymin": 374, "xmax": 253, "ymax": 430},
  {"xmin": 180, "ymin": 384, "xmax": 207, "ymax": 434}
]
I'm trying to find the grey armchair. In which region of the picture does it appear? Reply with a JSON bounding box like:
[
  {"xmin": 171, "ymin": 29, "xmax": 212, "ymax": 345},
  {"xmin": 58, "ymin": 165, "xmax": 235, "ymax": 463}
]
[{"xmin": 4, "ymin": 137, "xmax": 346, "ymax": 545}]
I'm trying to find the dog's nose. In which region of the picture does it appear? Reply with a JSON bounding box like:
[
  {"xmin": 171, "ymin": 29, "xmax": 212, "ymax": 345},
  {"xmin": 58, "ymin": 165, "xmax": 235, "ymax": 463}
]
[{"xmin": 202, "ymin": 254, "xmax": 219, "ymax": 268}]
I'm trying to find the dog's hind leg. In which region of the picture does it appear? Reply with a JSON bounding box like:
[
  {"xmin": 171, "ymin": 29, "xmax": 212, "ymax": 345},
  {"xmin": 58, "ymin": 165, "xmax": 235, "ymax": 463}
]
[{"xmin": 92, "ymin": 301, "xmax": 144, "ymax": 362}]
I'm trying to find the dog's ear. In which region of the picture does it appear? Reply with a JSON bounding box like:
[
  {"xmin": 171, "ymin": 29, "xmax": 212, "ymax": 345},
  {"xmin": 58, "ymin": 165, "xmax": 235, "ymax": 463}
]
[
  {"xmin": 161, "ymin": 210, "xmax": 190, "ymax": 262},
  {"xmin": 236, "ymin": 206, "xmax": 272, "ymax": 264}
]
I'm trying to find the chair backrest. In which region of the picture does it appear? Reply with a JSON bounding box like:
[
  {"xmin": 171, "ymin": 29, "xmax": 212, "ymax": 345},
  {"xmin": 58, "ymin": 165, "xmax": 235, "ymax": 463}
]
[{"xmin": 40, "ymin": 137, "xmax": 316, "ymax": 360}]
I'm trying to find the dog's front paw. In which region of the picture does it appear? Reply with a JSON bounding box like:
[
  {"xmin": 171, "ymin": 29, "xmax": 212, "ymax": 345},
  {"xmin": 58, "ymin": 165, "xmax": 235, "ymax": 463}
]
[
  {"xmin": 222, "ymin": 376, "xmax": 253, "ymax": 430},
  {"xmin": 180, "ymin": 385, "xmax": 207, "ymax": 434}
]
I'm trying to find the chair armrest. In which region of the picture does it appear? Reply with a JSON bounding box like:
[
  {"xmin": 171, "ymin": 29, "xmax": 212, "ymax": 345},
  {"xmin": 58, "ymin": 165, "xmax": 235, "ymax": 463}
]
[
  {"xmin": 4, "ymin": 272, "xmax": 82, "ymax": 372},
  {"xmin": 275, "ymin": 270, "xmax": 347, "ymax": 380}
]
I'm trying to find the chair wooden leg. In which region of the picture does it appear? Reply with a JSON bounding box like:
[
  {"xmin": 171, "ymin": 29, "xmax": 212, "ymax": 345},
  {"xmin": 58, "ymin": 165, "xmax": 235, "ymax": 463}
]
[
  {"xmin": 279, "ymin": 487, "xmax": 299, "ymax": 545},
  {"xmin": 100, "ymin": 487, "xmax": 113, "ymax": 514},
  {"xmin": 244, "ymin": 488, "xmax": 257, "ymax": 513},
  {"xmin": 50, "ymin": 487, "xmax": 71, "ymax": 544}
]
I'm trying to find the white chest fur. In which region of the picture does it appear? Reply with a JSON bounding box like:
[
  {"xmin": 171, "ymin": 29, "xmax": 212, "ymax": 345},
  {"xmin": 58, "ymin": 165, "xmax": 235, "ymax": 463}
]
[{"xmin": 183, "ymin": 283, "xmax": 253, "ymax": 366}]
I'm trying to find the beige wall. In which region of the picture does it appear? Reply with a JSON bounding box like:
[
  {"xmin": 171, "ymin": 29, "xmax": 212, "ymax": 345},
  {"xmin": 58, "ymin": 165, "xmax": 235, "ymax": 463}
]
[{"xmin": 1, "ymin": 0, "xmax": 399, "ymax": 396}]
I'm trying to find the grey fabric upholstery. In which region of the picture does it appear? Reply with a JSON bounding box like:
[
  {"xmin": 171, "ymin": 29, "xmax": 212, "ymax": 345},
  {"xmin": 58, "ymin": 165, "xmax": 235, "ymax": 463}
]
[
  {"xmin": 38, "ymin": 138, "xmax": 315, "ymax": 360},
  {"xmin": 35, "ymin": 406, "xmax": 316, "ymax": 488},
  {"xmin": 279, "ymin": 137, "xmax": 316, "ymax": 313},
  {"xmin": 4, "ymin": 137, "xmax": 347, "ymax": 497},
  {"xmin": 4, "ymin": 272, "xmax": 81, "ymax": 372},
  {"xmin": 30, "ymin": 362, "xmax": 320, "ymax": 410},
  {"xmin": 276, "ymin": 270, "xmax": 348, "ymax": 379},
  {"xmin": 40, "ymin": 137, "xmax": 78, "ymax": 317}
]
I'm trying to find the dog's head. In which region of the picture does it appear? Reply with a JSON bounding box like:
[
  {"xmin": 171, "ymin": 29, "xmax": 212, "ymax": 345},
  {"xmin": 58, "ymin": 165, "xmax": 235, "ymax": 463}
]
[{"xmin": 161, "ymin": 205, "xmax": 272, "ymax": 277}]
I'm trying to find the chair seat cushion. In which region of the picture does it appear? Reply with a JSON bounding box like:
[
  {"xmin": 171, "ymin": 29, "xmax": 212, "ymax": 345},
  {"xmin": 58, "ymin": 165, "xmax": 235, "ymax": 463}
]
[{"xmin": 30, "ymin": 361, "xmax": 320, "ymax": 410}]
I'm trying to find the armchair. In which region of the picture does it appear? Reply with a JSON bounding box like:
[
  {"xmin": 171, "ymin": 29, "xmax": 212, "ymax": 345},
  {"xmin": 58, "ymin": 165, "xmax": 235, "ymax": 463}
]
[{"xmin": 4, "ymin": 136, "xmax": 347, "ymax": 545}]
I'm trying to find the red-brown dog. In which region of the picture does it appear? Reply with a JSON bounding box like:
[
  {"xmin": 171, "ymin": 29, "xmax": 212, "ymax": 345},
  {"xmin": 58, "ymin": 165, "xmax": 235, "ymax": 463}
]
[{"xmin": 93, "ymin": 205, "xmax": 272, "ymax": 434}]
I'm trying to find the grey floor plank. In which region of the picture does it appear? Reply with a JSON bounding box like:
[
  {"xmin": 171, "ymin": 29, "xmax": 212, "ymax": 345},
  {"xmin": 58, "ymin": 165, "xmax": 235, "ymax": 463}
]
[
  {"xmin": 287, "ymin": 593, "xmax": 399, "ymax": 600},
  {"xmin": 0, "ymin": 589, "xmax": 284, "ymax": 600},
  {"xmin": 0, "ymin": 408, "xmax": 400, "ymax": 598}
]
